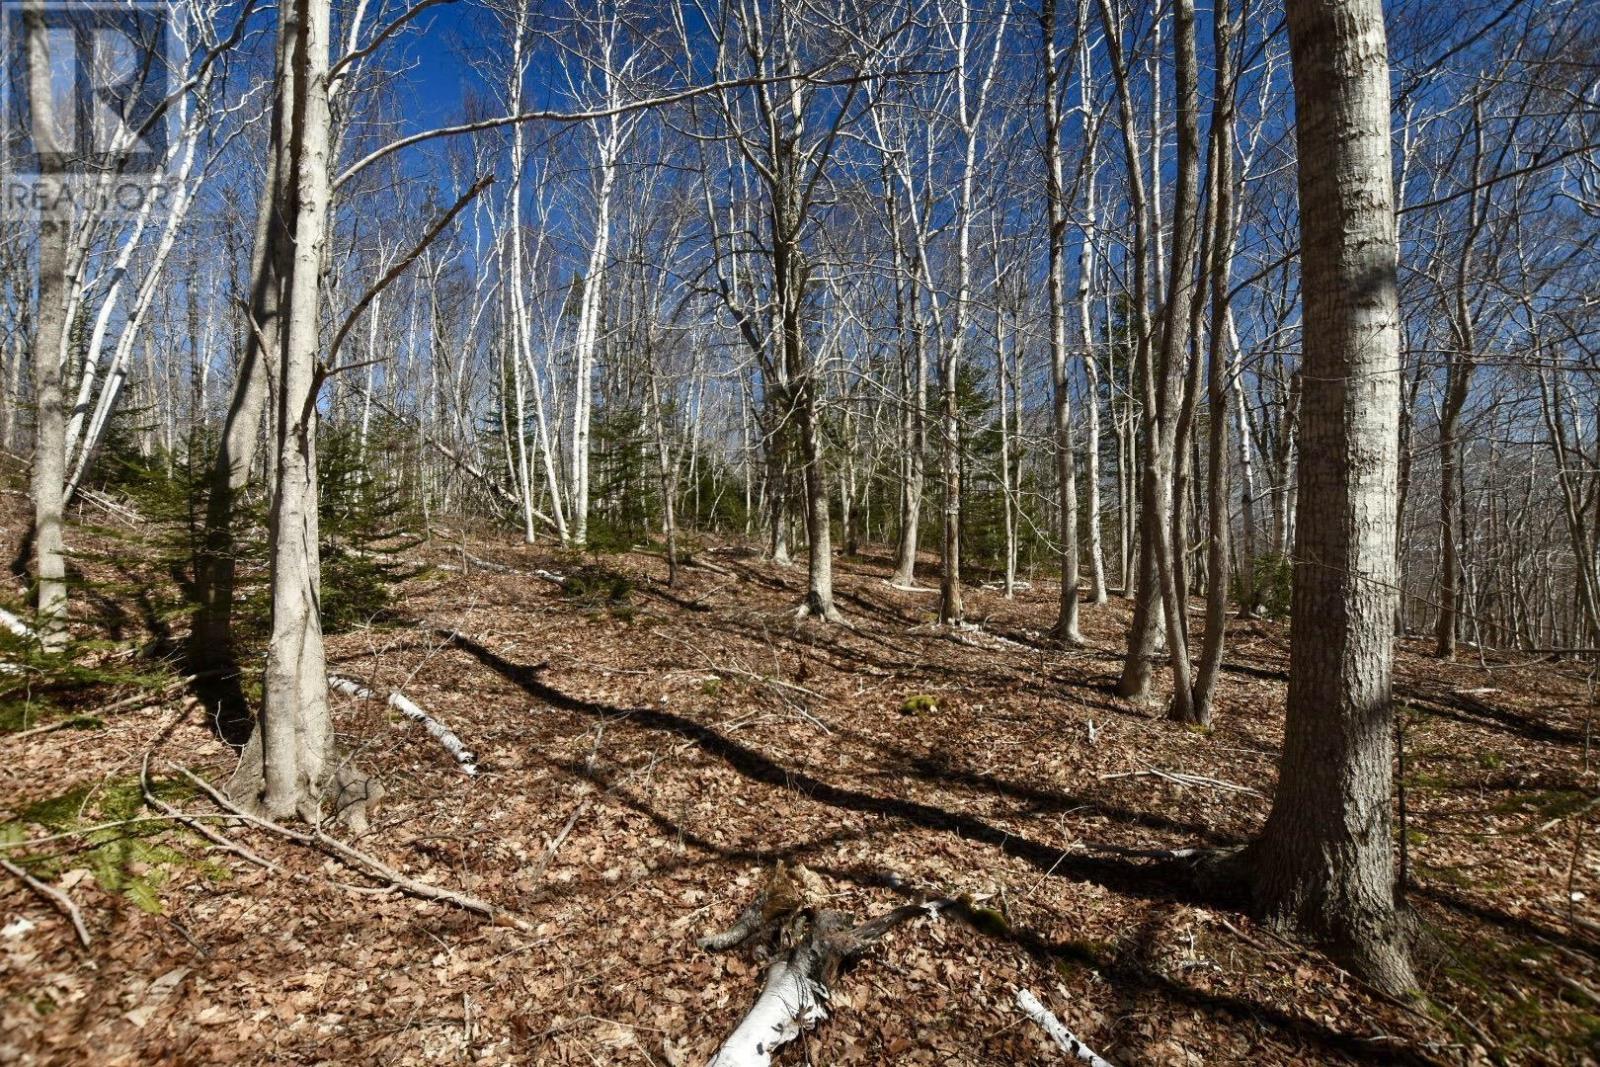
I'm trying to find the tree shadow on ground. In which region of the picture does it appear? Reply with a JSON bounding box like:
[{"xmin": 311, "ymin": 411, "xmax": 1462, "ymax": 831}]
[
  {"xmin": 443, "ymin": 629, "xmax": 1192, "ymax": 901},
  {"xmin": 1397, "ymin": 685, "xmax": 1586, "ymax": 747},
  {"xmin": 542, "ymin": 746, "xmax": 1445, "ymax": 1067}
]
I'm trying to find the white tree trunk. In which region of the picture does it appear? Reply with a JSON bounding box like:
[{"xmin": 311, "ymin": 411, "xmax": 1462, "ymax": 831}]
[{"xmin": 232, "ymin": 0, "xmax": 341, "ymax": 824}]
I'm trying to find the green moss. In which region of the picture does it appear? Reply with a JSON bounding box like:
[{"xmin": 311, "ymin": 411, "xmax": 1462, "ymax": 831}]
[
  {"xmin": 1053, "ymin": 938, "xmax": 1111, "ymax": 976},
  {"xmin": 1475, "ymin": 751, "xmax": 1504, "ymax": 770},
  {"xmin": 562, "ymin": 563, "xmax": 636, "ymax": 620},
  {"xmin": 1434, "ymin": 928, "xmax": 1584, "ymax": 1056},
  {"xmin": 956, "ymin": 895, "xmax": 1011, "ymax": 936},
  {"xmin": 1416, "ymin": 862, "xmax": 1472, "ymax": 888},
  {"xmin": 1402, "ymin": 771, "xmax": 1453, "ymax": 791},
  {"xmin": 900, "ymin": 694, "xmax": 939, "ymax": 716},
  {"xmin": 702, "ymin": 677, "xmax": 724, "ymax": 698},
  {"xmin": 1491, "ymin": 788, "xmax": 1590, "ymax": 819},
  {"xmin": 0, "ymin": 700, "xmax": 47, "ymax": 733}
]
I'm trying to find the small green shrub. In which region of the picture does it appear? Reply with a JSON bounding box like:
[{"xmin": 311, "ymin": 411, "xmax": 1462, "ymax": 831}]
[
  {"xmin": 562, "ymin": 564, "xmax": 635, "ymax": 609},
  {"xmin": 1234, "ymin": 552, "xmax": 1293, "ymax": 618}
]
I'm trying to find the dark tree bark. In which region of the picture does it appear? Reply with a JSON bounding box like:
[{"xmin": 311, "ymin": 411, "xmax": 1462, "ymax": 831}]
[
  {"xmin": 1043, "ymin": 0, "xmax": 1083, "ymax": 644},
  {"xmin": 1190, "ymin": 0, "xmax": 1240, "ymax": 726}
]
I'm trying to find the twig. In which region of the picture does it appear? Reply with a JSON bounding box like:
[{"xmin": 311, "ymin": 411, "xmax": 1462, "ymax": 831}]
[
  {"xmin": 1097, "ymin": 767, "xmax": 1263, "ymax": 797},
  {"xmin": 1538, "ymin": 793, "xmax": 1600, "ymax": 836},
  {"xmin": 0, "ymin": 856, "xmax": 90, "ymax": 947},
  {"xmin": 527, "ymin": 792, "xmax": 595, "ymax": 884},
  {"xmin": 0, "ymin": 813, "xmax": 241, "ymax": 850},
  {"xmin": 140, "ymin": 753, "xmax": 281, "ymax": 874},
  {"xmin": 5, "ymin": 673, "xmax": 214, "ymax": 742}
]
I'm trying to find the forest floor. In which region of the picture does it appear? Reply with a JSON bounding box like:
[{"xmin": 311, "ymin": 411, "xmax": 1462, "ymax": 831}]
[{"xmin": 2, "ymin": 499, "xmax": 1600, "ymax": 1066}]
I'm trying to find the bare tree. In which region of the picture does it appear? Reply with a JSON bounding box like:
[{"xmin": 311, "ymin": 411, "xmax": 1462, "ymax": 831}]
[
  {"xmin": 228, "ymin": 0, "xmax": 347, "ymax": 823},
  {"xmin": 21, "ymin": 0, "xmax": 69, "ymax": 650},
  {"xmin": 1043, "ymin": 0, "xmax": 1083, "ymax": 643},
  {"xmin": 1231, "ymin": 0, "xmax": 1415, "ymax": 994}
]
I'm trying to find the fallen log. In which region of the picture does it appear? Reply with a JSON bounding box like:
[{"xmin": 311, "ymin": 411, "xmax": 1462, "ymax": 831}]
[
  {"xmin": 328, "ymin": 675, "xmax": 477, "ymax": 775},
  {"xmin": 1016, "ymin": 988, "xmax": 1117, "ymax": 1066},
  {"xmin": 0, "ymin": 609, "xmax": 36, "ymax": 676},
  {"xmin": 0, "ymin": 607, "xmax": 33, "ymax": 639},
  {"xmin": 1097, "ymin": 767, "xmax": 1262, "ymax": 798},
  {"xmin": 465, "ymin": 553, "xmax": 520, "ymax": 575},
  {"xmin": 701, "ymin": 863, "xmax": 952, "ymax": 1067}
]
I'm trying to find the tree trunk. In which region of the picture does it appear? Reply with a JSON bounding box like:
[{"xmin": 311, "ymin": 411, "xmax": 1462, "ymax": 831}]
[
  {"xmin": 570, "ymin": 150, "xmax": 616, "ymax": 549},
  {"xmin": 192, "ymin": 118, "xmax": 281, "ymax": 675},
  {"xmin": 229, "ymin": 0, "xmax": 360, "ymax": 827},
  {"xmin": 1241, "ymin": 0, "xmax": 1415, "ymax": 995},
  {"xmin": 1435, "ymin": 363, "xmax": 1470, "ymax": 658},
  {"xmin": 1100, "ymin": 0, "xmax": 1159, "ymax": 694},
  {"xmin": 1154, "ymin": 0, "xmax": 1202, "ymax": 725},
  {"xmin": 995, "ymin": 279, "xmax": 1017, "ymax": 600},
  {"xmin": 1076, "ymin": 21, "xmax": 1109, "ymax": 606},
  {"xmin": 23, "ymin": 0, "xmax": 69, "ymax": 651},
  {"xmin": 647, "ymin": 357, "xmax": 678, "ymax": 587},
  {"xmin": 1190, "ymin": 0, "xmax": 1238, "ymax": 726},
  {"xmin": 1228, "ymin": 311, "xmax": 1261, "ymax": 616},
  {"xmin": 938, "ymin": 350, "xmax": 963, "ymax": 625},
  {"xmin": 891, "ymin": 216, "xmax": 926, "ymax": 587},
  {"xmin": 1044, "ymin": 0, "xmax": 1081, "ymax": 643}
]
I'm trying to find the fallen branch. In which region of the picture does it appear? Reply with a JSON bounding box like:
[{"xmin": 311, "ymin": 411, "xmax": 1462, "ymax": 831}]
[
  {"xmin": 1098, "ymin": 768, "xmax": 1262, "ymax": 798},
  {"xmin": 0, "ymin": 609, "xmax": 37, "ymax": 676},
  {"xmin": 0, "ymin": 607, "xmax": 35, "ymax": 639},
  {"xmin": 683, "ymin": 555, "xmax": 735, "ymax": 578},
  {"xmin": 884, "ymin": 580, "xmax": 937, "ymax": 593},
  {"xmin": 1016, "ymin": 988, "xmax": 1117, "ymax": 1066},
  {"xmin": 176, "ymin": 766, "xmax": 528, "ymax": 929},
  {"xmin": 77, "ymin": 488, "xmax": 140, "ymax": 525},
  {"xmin": 526, "ymin": 792, "xmax": 595, "ymax": 885},
  {"xmin": 6, "ymin": 673, "xmax": 213, "ymax": 742},
  {"xmin": 465, "ymin": 553, "xmax": 520, "ymax": 575},
  {"xmin": 533, "ymin": 569, "xmax": 568, "ymax": 588},
  {"xmin": 328, "ymin": 674, "xmax": 477, "ymax": 775},
  {"xmin": 1078, "ymin": 841, "xmax": 1202, "ymax": 861},
  {"xmin": 0, "ymin": 856, "xmax": 90, "ymax": 947}
]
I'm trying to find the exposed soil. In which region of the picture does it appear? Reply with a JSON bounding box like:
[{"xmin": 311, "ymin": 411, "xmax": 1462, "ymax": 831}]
[{"xmin": 3, "ymin": 511, "xmax": 1598, "ymax": 1065}]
